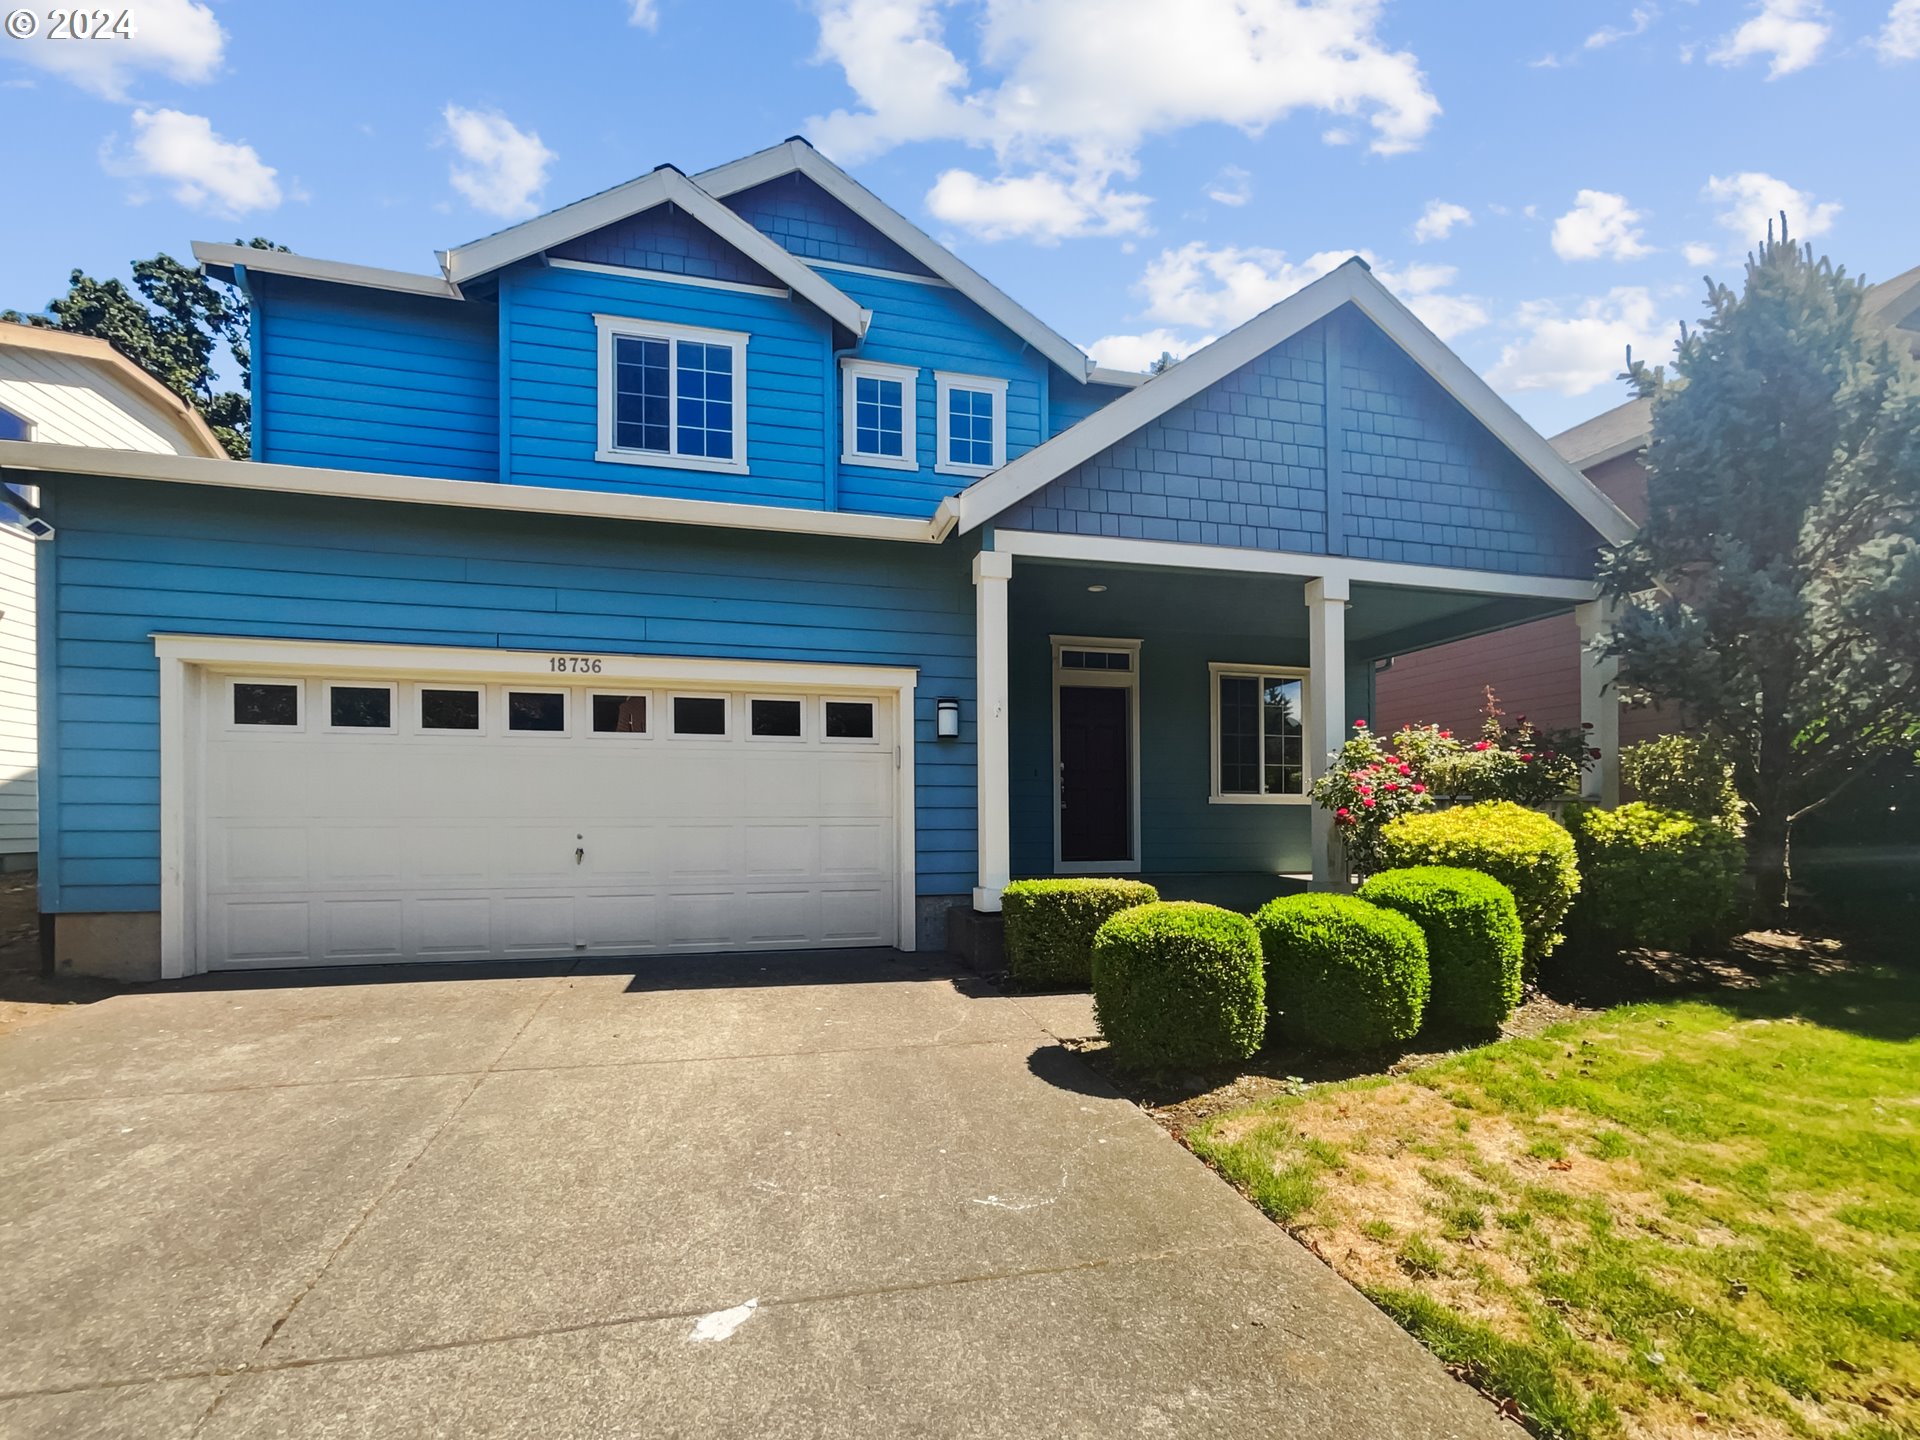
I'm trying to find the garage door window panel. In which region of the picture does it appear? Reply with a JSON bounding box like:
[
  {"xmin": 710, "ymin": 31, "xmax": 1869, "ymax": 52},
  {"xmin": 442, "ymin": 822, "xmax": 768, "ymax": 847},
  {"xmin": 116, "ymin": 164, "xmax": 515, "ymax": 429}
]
[
  {"xmin": 823, "ymin": 699, "xmax": 877, "ymax": 742},
  {"xmin": 325, "ymin": 682, "xmax": 395, "ymax": 731},
  {"xmin": 507, "ymin": 690, "xmax": 569, "ymax": 734},
  {"xmin": 671, "ymin": 694, "xmax": 729, "ymax": 738},
  {"xmin": 420, "ymin": 686, "xmax": 484, "ymax": 733},
  {"xmin": 230, "ymin": 679, "xmax": 303, "ymax": 729},
  {"xmin": 591, "ymin": 693, "xmax": 651, "ymax": 735},
  {"xmin": 748, "ymin": 696, "xmax": 804, "ymax": 740}
]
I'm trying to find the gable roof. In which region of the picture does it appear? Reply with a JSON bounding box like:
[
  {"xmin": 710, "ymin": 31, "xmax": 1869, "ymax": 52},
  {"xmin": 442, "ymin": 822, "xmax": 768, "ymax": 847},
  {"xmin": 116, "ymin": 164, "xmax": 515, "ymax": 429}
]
[
  {"xmin": 1551, "ymin": 396, "xmax": 1652, "ymax": 472},
  {"xmin": 0, "ymin": 323, "xmax": 227, "ymax": 458},
  {"xmin": 437, "ymin": 166, "xmax": 869, "ymax": 339},
  {"xmin": 955, "ymin": 259, "xmax": 1637, "ymax": 545},
  {"xmin": 696, "ymin": 139, "xmax": 1094, "ymax": 381}
]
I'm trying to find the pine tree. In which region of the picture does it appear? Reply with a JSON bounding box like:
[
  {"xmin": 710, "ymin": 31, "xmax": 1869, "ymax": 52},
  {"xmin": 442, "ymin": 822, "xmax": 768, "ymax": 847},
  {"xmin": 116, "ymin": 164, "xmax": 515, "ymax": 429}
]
[{"xmin": 1600, "ymin": 222, "xmax": 1920, "ymax": 920}]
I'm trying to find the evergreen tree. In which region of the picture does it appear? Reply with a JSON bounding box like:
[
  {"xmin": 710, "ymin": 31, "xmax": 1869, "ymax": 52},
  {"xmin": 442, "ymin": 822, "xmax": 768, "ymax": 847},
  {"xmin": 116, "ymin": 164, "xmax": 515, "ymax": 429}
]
[
  {"xmin": 1600, "ymin": 223, "xmax": 1920, "ymax": 919},
  {"xmin": 2, "ymin": 239, "xmax": 285, "ymax": 458}
]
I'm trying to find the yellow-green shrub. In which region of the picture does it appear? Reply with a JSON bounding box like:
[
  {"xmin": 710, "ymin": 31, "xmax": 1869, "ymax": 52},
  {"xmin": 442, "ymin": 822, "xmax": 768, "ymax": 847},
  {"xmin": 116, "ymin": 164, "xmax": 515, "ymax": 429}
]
[
  {"xmin": 1568, "ymin": 802, "xmax": 1745, "ymax": 950},
  {"xmin": 1376, "ymin": 801, "xmax": 1579, "ymax": 968}
]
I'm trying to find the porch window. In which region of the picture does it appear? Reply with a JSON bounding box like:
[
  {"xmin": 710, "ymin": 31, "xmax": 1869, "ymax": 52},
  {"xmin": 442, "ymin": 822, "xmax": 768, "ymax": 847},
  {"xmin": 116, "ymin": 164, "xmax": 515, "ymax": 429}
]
[
  {"xmin": 1210, "ymin": 665, "xmax": 1308, "ymax": 802},
  {"xmin": 935, "ymin": 372, "xmax": 1008, "ymax": 477},
  {"xmin": 841, "ymin": 359, "xmax": 919, "ymax": 470},
  {"xmin": 594, "ymin": 315, "xmax": 749, "ymax": 474}
]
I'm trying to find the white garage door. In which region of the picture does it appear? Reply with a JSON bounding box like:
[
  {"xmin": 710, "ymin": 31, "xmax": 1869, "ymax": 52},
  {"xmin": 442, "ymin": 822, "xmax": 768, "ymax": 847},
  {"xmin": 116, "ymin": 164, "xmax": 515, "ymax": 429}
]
[{"xmin": 197, "ymin": 671, "xmax": 900, "ymax": 968}]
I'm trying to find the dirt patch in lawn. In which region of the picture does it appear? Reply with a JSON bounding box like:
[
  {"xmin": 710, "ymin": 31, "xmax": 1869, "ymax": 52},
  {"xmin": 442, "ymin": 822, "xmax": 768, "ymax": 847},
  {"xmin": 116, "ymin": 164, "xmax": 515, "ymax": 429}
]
[{"xmin": 0, "ymin": 874, "xmax": 123, "ymax": 1038}]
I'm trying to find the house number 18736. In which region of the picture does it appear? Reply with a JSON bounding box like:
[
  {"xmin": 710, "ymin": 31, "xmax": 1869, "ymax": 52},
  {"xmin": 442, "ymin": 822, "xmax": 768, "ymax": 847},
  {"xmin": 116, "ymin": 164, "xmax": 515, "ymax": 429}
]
[{"xmin": 548, "ymin": 656, "xmax": 603, "ymax": 673}]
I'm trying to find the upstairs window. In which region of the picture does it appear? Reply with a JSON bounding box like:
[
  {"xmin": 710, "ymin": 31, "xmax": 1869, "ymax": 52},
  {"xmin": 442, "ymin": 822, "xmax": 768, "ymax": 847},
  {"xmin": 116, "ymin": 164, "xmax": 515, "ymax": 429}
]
[
  {"xmin": 841, "ymin": 359, "xmax": 918, "ymax": 471},
  {"xmin": 0, "ymin": 407, "xmax": 31, "ymax": 443},
  {"xmin": 935, "ymin": 373, "xmax": 1007, "ymax": 477},
  {"xmin": 594, "ymin": 315, "xmax": 748, "ymax": 474}
]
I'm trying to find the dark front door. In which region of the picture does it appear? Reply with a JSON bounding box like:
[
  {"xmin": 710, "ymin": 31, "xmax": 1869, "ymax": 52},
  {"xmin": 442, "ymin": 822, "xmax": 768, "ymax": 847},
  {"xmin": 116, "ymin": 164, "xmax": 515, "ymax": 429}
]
[{"xmin": 1059, "ymin": 685, "xmax": 1131, "ymax": 863}]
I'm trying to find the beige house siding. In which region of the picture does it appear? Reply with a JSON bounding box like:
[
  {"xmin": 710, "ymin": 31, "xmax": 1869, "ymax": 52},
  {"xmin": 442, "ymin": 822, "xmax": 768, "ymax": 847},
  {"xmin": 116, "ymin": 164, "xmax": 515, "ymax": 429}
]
[{"xmin": 0, "ymin": 527, "xmax": 34, "ymax": 859}]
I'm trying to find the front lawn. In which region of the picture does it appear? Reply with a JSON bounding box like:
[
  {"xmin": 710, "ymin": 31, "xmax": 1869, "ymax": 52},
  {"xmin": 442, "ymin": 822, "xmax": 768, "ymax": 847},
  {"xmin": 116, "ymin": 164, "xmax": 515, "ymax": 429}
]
[{"xmin": 1189, "ymin": 964, "xmax": 1920, "ymax": 1439}]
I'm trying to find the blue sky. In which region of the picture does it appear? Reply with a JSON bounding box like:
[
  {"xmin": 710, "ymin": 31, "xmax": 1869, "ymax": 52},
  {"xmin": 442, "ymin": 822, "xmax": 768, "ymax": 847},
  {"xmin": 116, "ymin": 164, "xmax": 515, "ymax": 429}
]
[{"xmin": 2, "ymin": 0, "xmax": 1912, "ymax": 435}]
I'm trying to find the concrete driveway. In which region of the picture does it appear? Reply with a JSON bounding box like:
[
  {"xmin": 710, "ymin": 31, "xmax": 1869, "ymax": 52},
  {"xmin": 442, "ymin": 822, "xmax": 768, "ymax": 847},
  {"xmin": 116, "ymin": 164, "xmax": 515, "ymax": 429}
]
[{"xmin": 0, "ymin": 952, "xmax": 1507, "ymax": 1439}]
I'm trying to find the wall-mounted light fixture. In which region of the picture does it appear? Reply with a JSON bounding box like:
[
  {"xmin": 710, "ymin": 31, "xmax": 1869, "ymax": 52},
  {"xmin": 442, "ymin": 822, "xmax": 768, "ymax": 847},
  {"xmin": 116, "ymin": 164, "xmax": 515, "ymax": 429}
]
[
  {"xmin": 936, "ymin": 697, "xmax": 961, "ymax": 739},
  {"xmin": 1086, "ymin": 583, "xmax": 1108, "ymax": 593}
]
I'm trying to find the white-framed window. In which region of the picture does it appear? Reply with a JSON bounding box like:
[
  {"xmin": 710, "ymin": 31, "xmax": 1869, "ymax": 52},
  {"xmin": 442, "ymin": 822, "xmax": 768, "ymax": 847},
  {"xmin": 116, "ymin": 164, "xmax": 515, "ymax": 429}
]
[
  {"xmin": 228, "ymin": 677, "xmax": 304, "ymax": 730},
  {"xmin": 589, "ymin": 692, "xmax": 652, "ymax": 736},
  {"xmin": 1209, "ymin": 663, "xmax": 1310, "ymax": 804},
  {"xmin": 419, "ymin": 685, "xmax": 485, "ymax": 734},
  {"xmin": 746, "ymin": 695, "xmax": 805, "ymax": 741},
  {"xmin": 594, "ymin": 314, "xmax": 749, "ymax": 474},
  {"xmin": 821, "ymin": 698, "xmax": 878, "ymax": 743},
  {"xmin": 670, "ymin": 693, "xmax": 731, "ymax": 738},
  {"xmin": 0, "ymin": 405, "xmax": 33, "ymax": 444},
  {"xmin": 505, "ymin": 689, "xmax": 570, "ymax": 735},
  {"xmin": 935, "ymin": 372, "xmax": 1007, "ymax": 477},
  {"xmin": 840, "ymin": 358, "xmax": 918, "ymax": 470},
  {"xmin": 324, "ymin": 680, "xmax": 396, "ymax": 732}
]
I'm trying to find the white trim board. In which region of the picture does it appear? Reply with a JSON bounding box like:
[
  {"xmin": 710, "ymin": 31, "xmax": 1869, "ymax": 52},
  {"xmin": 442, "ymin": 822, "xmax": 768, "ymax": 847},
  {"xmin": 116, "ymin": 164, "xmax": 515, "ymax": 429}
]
[
  {"xmin": 994, "ymin": 528, "xmax": 1600, "ymax": 601},
  {"xmin": 438, "ymin": 166, "xmax": 869, "ymax": 340},
  {"xmin": 696, "ymin": 140, "xmax": 1094, "ymax": 381},
  {"xmin": 593, "ymin": 314, "xmax": 751, "ymax": 476},
  {"xmin": 1, "ymin": 440, "xmax": 946, "ymax": 545},
  {"xmin": 934, "ymin": 371, "xmax": 1008, "ymax": 479},
  {"xmin": 840, "ymin": 358, "xmax": 920, "ymax": 472},
  {"xmin": 1206, "ymin": 661, "xmax": 1313, "ymax": 807},
  {"xmin": 549, "ymin": 256, "xmax": 789, "ymax": 300},
  {"xmin": 953, "ymin": 260, "xmax": 1638, "ymax": 547},
  {"xmin": 193, "ymin": 242, "xmax": 464, "ymax": 301},
  {"xmin": 153, "ymin": 634, "xmax": 920, "ymax": 977}
]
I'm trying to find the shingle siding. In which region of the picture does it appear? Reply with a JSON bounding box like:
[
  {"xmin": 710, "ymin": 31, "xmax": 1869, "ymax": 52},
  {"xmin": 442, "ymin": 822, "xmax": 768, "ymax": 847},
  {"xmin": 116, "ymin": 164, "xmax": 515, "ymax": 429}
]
[
  {"xmin": 550, "ymin": 204, "xmax": 781, "ymax": 288},
  {"xmin": 722, "ymin": 173, "xmax": 936, "ymax": 277}
]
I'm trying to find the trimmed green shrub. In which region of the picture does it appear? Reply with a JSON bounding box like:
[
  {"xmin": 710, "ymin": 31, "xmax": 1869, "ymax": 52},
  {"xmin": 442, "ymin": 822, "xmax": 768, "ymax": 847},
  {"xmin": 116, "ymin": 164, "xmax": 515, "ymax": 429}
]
[
  {"xmin": 1358, "ymin": 866, "xmax": 1524, "ymax": 1032},
  {"xmin": 1252, "ymin": 894, "xmax": 1429, "ymax": 1051},
  {"xmin": 1090, "ymin": 902, "xmax": 1265, "ymax": 1070},
  {"xmin": 1567, "ymin": 802, "xmax": 1746, "ymax": 951},
  {"xmin": 1376, "ymin": 801, "xmax": 1580, "ymax": 969},
  {"xmin": 1620, "ymin": 735, "xmax": 1745, "ymax": 833},
  {"xmin": 1001, "ymin": 878, "xmax": 1158, "ymax": 986}
]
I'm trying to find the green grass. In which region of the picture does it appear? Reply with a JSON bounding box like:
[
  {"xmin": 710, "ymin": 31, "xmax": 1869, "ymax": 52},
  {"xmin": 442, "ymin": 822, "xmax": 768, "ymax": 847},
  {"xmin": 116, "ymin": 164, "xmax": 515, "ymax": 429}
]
[{"xmin": 1191, "ymin": 965, "xmax": 1920, "ymax": 1439}]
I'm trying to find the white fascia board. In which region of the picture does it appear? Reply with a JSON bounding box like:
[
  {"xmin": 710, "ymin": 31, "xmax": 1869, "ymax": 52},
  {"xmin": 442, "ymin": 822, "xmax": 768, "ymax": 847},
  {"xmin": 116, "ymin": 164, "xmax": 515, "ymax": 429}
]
[
  {"xmin": 956, "ymin": 261, "xmax": 1638, "ymax": 547},
  {"xmin": 0, "ymin": 440, "xmax": 943, "ymax": 545},
  {"xmin": 1085, "ymin": 367, "xmax": 1149, "ymax": 389},
  {"xmin": 696, "ymin": 141, "xmax": 1094, "ymax": 381},
  {"xmin": 192, "ymin": 242, "xmax": 463, "ymax": 301},
  {"xmin": 440, "ymin": 168, "xmax": 868, "ymax": 339},
  {"xmin": 995, "ymin": 528, "xmax": 1601, "ymax": 603}
]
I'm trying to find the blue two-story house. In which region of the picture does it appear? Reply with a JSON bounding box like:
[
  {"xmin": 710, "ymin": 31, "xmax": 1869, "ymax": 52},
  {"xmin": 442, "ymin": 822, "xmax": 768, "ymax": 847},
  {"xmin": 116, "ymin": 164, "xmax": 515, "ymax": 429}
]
[{"xmin": 1, "ymin": 138, "xmax": 1633, "ymax": 981}]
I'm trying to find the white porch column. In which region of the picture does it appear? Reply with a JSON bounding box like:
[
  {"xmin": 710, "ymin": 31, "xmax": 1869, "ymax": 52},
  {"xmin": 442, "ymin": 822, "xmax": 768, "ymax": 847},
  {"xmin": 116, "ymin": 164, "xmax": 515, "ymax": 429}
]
[
  {"xmin": 973, "ymin": 550, "xmax": 1014, "ymax": 911},
  {"xmin": 1576, "ymin": 599, "xmax": 1621, "ymax": 807},
  {"xmin": 1305, "ymin": 576, "xmax": 1351, "ymax": 889}
]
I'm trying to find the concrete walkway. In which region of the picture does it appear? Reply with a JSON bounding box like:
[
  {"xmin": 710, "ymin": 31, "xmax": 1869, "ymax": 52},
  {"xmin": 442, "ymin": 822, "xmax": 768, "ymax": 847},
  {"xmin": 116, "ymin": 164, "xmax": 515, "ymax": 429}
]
[{"xmin": 0, "ymin": 952, "xmax": 1509, "ymax": 1439}]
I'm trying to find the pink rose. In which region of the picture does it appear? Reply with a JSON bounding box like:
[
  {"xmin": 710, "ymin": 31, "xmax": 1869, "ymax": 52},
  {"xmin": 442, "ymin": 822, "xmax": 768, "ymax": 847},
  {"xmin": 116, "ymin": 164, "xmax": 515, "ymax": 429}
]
[
  {"xmin": 1472, "ymin": 740, "xmax": 1491, "ymax": 751},
  {"xmin": 1361, "ymin": 797, "xmax": 1377, "ymax": 809},
  {"xmin": 1336, "ymin": 808, "xmax": 1352, "ymax": 821},
  {"xmin": 1411, "ymin": 783, "xmax": 1427, "ymax": 794},
  {"xmin": 1519, "ymin": 753, "xmax": 1534, "ymax": 762},
  {"xmin": 1439, "ymin": 730, "xmax": 1453, "ymax": 739},
  {"xmin": 1398, "ymin": 763, "xmax": 1412, "ymax": 776}
]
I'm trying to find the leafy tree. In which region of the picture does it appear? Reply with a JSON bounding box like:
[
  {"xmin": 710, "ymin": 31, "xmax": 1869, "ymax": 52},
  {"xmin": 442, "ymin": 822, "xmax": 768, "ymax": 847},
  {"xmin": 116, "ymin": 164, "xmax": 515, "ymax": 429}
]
[
  {"xmin": 1599, "ymin": 222, "xmax": 1920, "ymax": 920},
  {"xmin": 2, "ymin": 239, "xmax": 285, "ymax": 458}
]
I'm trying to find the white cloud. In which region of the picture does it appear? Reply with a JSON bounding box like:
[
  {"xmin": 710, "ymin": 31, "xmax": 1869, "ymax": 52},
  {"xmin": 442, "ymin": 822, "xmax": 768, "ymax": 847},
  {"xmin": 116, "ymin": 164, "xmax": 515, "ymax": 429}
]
[
  {"xmin": 627, "ymin": 0, "xmax": 660, "ymax": 27},
  {"xmin": 1878, "ymin": 0, "xmax": 1920, "ymax": 59},
  {"xmin": 1486, "ymin": 288, "xmax": 1673, "ymax": 397},
  {"xmin": 1710, "ymin": 0, "xmax": 1830, "ymax": 78},
  {"xmin": 926, "ymin": 167, "xmax": 1148, "ymax": 243},
  {"xmin": 1704, "ymin": 171, "xmax": 1839, "ymax": 245},
  {"xmin": 7, "ymin": 0, "xmax": 223, "ymax": 99},
  {"xmin": 1412, "ymin": 200, "xmax": 1471, "ymax": 244},
  {"xmin": 1136, "ymin": 242, "xmax": 1487, "ymax": 341},
  {"xmin": 1543, "ymin": 192, "xmax": 1651, "ymax": 263},
  {"xmin": 1084, "ymin": 329, "xmax": 1214, "ymax": 372},
  {"xmin": 103, "ymin": 108, "xmax": 282, "ymax": 216},
  {"xmin": 1683, "ymin": 241, "xmax": 1719, "ymax": 266},
  {"xmin": 805, "ymin": 0, "xmax": 1439, "ymax": 241},
  {"xmin": 441, "ymin": 104, "xmax": 556, "ymax": 220},
  {"xmin": 1207, "ymin": 166, "xmax": 1252, "ymax": 208},
  {"xmin": 1550, "ymin": 190, "xmax": 1653, "ymax": 261},
  {"xmin": 1585, "ymin": 6, "xmax": 1654, "ymax": 49}
]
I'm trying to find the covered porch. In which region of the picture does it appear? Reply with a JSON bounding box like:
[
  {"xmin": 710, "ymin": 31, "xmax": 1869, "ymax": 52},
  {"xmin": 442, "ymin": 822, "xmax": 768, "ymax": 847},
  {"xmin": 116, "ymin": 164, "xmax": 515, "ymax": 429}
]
[{"xmin": 969, "ymin": 533, "xmax": 1619, "ymax": 910}]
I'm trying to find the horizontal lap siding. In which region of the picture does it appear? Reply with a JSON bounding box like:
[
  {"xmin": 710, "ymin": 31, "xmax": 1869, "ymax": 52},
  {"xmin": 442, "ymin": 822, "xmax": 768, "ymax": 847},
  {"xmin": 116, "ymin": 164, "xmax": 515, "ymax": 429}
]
[
  {"xmin": 829, "ymin": 270, "xmax": 1050, "ymax": 519},
  {"xmin": 255, "ymin": 280, "xmax": 499, "ymax": 481},
  {"xmin": 38, "ymin": 476, "xmax": 977, "ymax": 912},
  {"xmin": 503, "ymin": 265, "xmax": 831, "ymax": 508},
  {"xmin": 1047, "ymin": 375, "xmax": 1131, "ymax": 437}
]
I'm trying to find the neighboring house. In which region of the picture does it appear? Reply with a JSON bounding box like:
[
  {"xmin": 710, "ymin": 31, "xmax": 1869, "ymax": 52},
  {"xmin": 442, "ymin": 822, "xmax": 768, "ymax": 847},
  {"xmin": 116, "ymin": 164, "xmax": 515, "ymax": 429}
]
[
  {"xmin": 0, "ymin": 139, "xmax": 1635, "ymax": 982},
  {"xmin": 0, "ymin": 325, "xmax": 225, "ymax": 875},
  {"xmin": 1375, "ymin": 262, "xmax": 1920, "ymax": 759}
]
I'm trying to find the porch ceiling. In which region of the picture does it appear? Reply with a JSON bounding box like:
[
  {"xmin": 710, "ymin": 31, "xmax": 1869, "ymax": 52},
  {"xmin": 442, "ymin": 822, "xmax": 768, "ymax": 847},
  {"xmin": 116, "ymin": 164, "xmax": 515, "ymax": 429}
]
[{"xmin": 1008, "ymin": 556, "xmax": 1569, "ymax": 660}]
